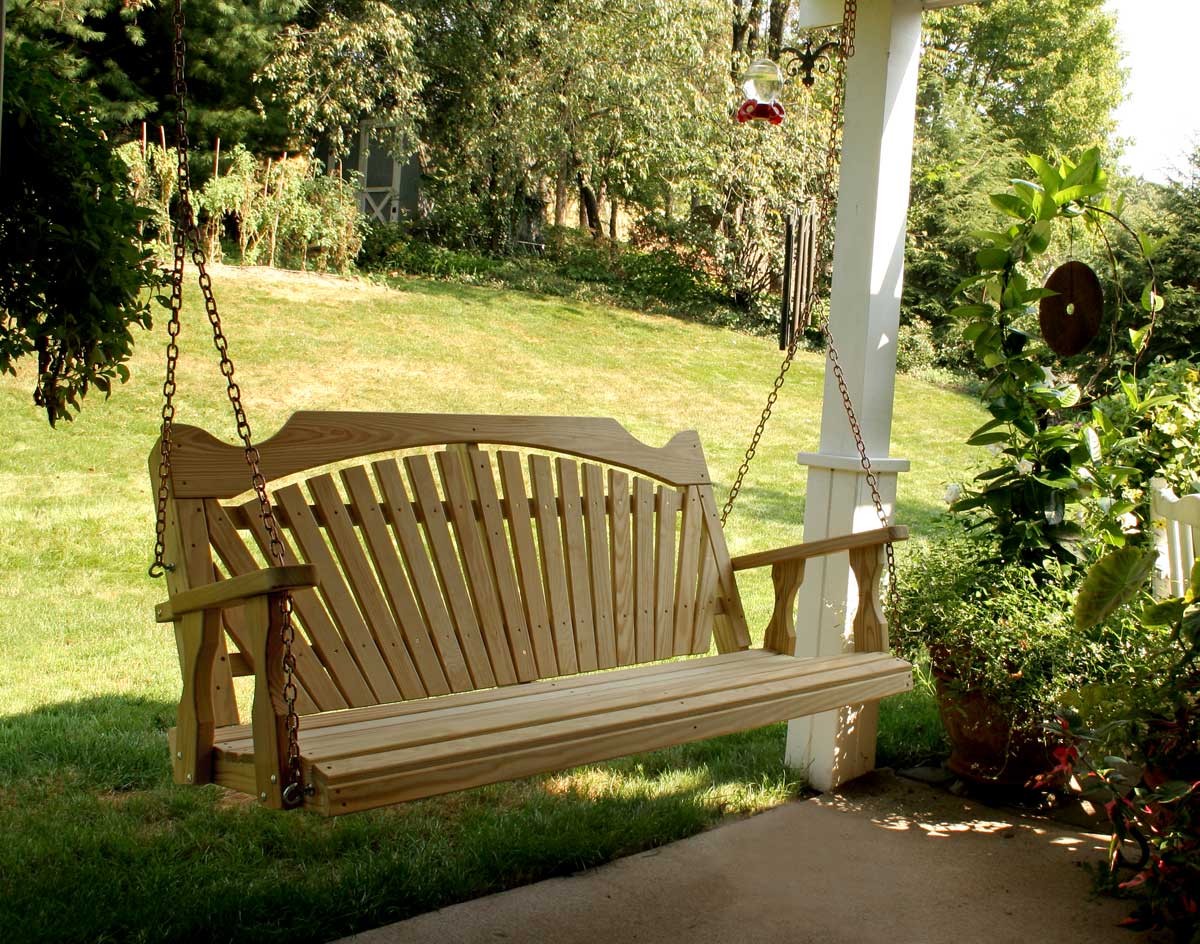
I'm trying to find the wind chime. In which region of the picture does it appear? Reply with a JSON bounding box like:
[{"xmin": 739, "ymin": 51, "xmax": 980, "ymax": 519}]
[{"xmin": 735, "ymin": 33, "xmax": 840, "ymax": 351}]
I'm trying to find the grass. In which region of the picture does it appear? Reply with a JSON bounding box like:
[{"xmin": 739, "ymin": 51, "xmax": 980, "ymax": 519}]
[{"xmin": 0, "ymin": 266, "xmax": 978, "ymax": 943}]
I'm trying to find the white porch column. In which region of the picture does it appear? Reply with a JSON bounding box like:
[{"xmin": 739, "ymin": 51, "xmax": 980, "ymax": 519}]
[{"xmin": 784, "ymin": 0, "xmax": 923, "ymax": 791}]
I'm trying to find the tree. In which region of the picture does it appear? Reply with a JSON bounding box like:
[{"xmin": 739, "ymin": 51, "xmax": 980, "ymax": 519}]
[
  {"xmin": 921, "ymin": 0, "xmax": 1124, "ymax": 158},
  {"xmin": 7, "ymin": 0, "xmax": 303, "ymax": 150},
  {"xmin": 0, "ymin": 41, "xmax": 159, "ymax": 424}
]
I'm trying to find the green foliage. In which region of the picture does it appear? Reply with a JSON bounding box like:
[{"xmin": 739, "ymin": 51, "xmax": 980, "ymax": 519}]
[
  {"xmin": 257, "ymin": 0, "xmax": 424, "ymax": 162},
  {"xmin": 0, "ymin": 41, "xmax": 159, "ymax": 424},
  {"xmin": 948, "ymin": 150, "xmax": 1165, "ymax": 568},
  {"xmin": 921, "ymin": 0, "xmax": 1123, "ymax": 157},
  {"xmin": 118, "ymin": 143, "xmax": 365, "ymax": 272},
  {"xmin": 1056, "ymin": 558, "xmax": 1200, "ymax": 939},
  {"xmin": 8, "ymin": 0, "xmax": 303, "ymax": 149},
  {"xmin": 895, "ymin": 537, "xmax": 1086, "ymax": 717}
]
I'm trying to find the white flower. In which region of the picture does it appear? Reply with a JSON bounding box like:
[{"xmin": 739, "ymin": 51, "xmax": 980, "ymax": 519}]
[
  {"xmin": 944, "ymin": 483, "xmax": 963, "ymax": 505},
  {"xmin": 1016, "ymin": 458, "xmax": 1035, "ymax": 476},
  {"xmin": 1118, "ymin": 512, "xmax": 1139, "ymax": 535},
  {"xmin": 986, "ymin": 444, "xmax": 1004, "ymax": 457}
]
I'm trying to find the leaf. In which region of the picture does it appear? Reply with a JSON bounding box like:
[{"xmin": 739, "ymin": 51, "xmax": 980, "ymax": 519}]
[
  {"xmin": 962, "ymin": 321, "xmax": 992, "ymax": 342},
  {"xmin": 1026, "ymin": 220, "xmax": 1053, "ymax": 253},
  {"xmin": 950, "ymin": 303, "xmax": 992, "ymax": 320},
  {"xmin": 1026, "ymin": 154, "xmax": 1064, "ymax": 195},
  {"xmin": 1084, "ymin": 426, "xmax": 1102, "ymax": 464},
  {"xmin": 1142, "ymin": 599, "xmax": 1185, "ymax": 627},
  {"xmin": 1129, "ymin": 325, "xmax": 1150, "ymax": 352},
  {"xmin": 990, "ymin": 193, "xmax": 1030, "ymax": 220},
  {"xmin": 975, "ymin": 247, "xmax": 1009, "ymax": 270},
  {"xmin": 966, "ymin": 430, "xmax": 1010, "ymax": 446},
  {"xmin": 1075, "ymin": 548, "xmax": 1157, "ymax": 631},
  {"xmin": 1140, "ymin": 284, "xmax": 1165, "ymax": 313},
  {"xmin": 1190, "ymin": 559, "xmax": 1200, "ymax": 602}
]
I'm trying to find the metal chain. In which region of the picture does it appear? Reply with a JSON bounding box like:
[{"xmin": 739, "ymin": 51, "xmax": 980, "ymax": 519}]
[
  {"xmin": 721, "ymin": 0, "xmax": 900, "ymax": 626},
  {"xmin": 152, "ymin": 0, "xmax": 304, "ymax": 807}
]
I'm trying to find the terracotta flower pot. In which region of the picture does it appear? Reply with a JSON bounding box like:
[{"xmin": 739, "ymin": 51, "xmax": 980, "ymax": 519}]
[{"xmin": 933, "ymin": 671, "xmax": 1054, "ymax": 787}]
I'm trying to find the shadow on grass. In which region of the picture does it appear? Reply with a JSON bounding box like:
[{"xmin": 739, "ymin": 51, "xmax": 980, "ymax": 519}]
[{"xmin": 0, "ymin": 695, "xmax": 810, "ymax": 944}]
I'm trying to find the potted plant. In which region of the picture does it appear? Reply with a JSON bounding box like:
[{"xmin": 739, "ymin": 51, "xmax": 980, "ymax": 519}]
[
  {"xmin": 897, "ymin": 150, "xmax": 1168, "ymax": 786},
  {"xmin": 896, "ymin": 538, "xmax": 1081, "ymax": 785}
]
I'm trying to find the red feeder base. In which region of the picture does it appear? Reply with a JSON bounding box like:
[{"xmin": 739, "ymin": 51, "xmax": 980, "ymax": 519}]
[{"xmin": 736, "ymin": 99, "xmax": 785, "ymax": 125}]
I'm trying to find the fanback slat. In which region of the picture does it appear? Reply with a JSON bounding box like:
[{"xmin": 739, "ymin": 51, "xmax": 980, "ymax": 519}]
[
  {"xmin": 583, "ymin": 464, "xmax": 618, "ymax": 669},
  {"xmin": 404, "ymin": 455, "xmax": 497, "ymax": 691},
  {"xmin": 230, "ymin": 499, "xmax": 376, "ymax": 708},
  {"xmin": 608, "ymin": 468, "xmax": 636, "ymax": 666},
  {"xmin": 435, "ymin": 449, "xmax": 518, "ymax": 686},
  {"xmin": 373, "ymin": 459, "xmax": 474, "ymax": 693},
  {"xmin": 273, "ymin": 484, "xmax": 404, "ymax": 704},
  {"xmin": 306, "ymin": 474, "xmax": 427, "ymax": 701},
  {"xmin": 339, "ymin": 466, "xmax": 450, "ymax": 697},
  {"xmin": 653, "ymin": 486, "xmax": 679, "ymax": 661},
  {"xmin": 556, "ymin": 458, "xmax": 598, "ymax": 673},
  {"xmin": 632, "ymin": 477, "xmax": 656, "ymax": 664},
  {"xmin": 529, "ymin": 454, "xmax": 579, "ymax": 675},
  {"xmin": 498, "ymin": 450, "xmax": 560, "ymax": 677},
  {"xmin": 466, "ymin": 449, "xmax": 539, "ymax": 681},
  {"xmin": 166, "ymin": 413, "xmax": 749, "ymax": 717},
  {"xmin": 673, "ymin": 487, "xmax": 703, "ymax": 656},
  {"xmin": 206, "ymin": 501, "xmax": 343, "ymax": 712}
]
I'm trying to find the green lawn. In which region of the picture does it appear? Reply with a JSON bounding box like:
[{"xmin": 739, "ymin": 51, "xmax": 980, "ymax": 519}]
[{"xmin": 0, "ymin": 267, "xmax": 981, "ymax": 943}]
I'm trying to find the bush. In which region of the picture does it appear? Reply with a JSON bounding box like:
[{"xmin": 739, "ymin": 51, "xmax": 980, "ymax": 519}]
[
  {"xmin": 895, "ymin": 319, "xmax": 938, "ymax": 375},
  {"xmin": 0, "ymin": 41, "xmax": 158, "ymax": 424}
]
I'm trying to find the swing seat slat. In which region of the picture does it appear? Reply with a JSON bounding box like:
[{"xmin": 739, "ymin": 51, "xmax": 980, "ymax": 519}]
[{"xmin": 156, "ymin": 412, "xmax": 911, "ymax": 814}]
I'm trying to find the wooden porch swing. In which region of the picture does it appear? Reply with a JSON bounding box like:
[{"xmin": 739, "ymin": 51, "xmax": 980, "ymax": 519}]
[{"xmin": 153, "ymin": 0, "xmax": 911, "ymax": 815}]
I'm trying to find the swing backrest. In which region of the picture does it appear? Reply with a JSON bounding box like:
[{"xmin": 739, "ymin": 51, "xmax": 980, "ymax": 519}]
[{"xmin": 157, "ymin": 412, "xmax": 751, "ymax": 715}]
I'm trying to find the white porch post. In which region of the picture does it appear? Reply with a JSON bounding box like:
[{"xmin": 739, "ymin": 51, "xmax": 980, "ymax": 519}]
[{"xmin": 784, "ymin": 0, "xmax": 923, "ymax": 791}]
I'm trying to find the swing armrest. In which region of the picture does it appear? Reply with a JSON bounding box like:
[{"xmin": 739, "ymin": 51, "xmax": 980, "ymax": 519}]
[
  {"xmin": 155, "ymin": 565, "xmax": 319, "ymax": 623},
  {"xmin": 730, "ymin": 526, "xmax": 907, "ymax": 572}
]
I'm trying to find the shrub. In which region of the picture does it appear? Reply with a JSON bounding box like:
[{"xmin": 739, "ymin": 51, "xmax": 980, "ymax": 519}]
[{"xmin": 0, "ymin": 40, "xmax": 159, "ymax": 424}]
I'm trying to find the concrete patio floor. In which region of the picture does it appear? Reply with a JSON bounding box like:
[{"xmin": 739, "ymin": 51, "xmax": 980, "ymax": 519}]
[{"xmin": 341, "ymin": 770, "xmax": 1163, "ymax": 944}]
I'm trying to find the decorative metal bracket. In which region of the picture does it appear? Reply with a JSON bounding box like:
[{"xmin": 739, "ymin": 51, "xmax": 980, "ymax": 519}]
[{"xmin": 779, "ymin": 38, "xmax": 842, "ymax": 88}]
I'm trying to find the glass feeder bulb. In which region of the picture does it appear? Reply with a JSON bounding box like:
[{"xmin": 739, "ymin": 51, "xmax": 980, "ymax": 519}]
[{"xmin": 741, "ymin": 59, "xmax": 785, "ymax": 104}]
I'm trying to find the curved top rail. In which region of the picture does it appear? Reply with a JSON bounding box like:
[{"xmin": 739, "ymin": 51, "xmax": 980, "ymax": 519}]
[{"xmin": 157, "ymin": 412, "xmax": 712, "ymax": 498}]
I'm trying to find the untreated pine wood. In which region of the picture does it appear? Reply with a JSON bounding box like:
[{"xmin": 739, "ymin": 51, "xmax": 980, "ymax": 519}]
[
  {"xmin": 466, "ymin": 449, "xmax": 539, "ymax": 681},
  {"xmin": 436, "ymin": 449, "xmax": 519, "ymax": 686},
  {"xmin": 498, "ymin": 451, "xmax": 559, "ymax": 678},
  {"xmin": 730, "ymin": 526, "xmax": 909, "ymax": 572},
  {"xmin": 307, "ymin": 473, "xmax": 427, "ymax": 700},
  {"xmin": 632, "ymin": 477, "xmax": 655, "ymax": 664},
  {"xmin": 155, "ymin": 564, "xmax": 318, "ymax": 623},
  {"xmin": 373, "ymin": 459, "xmax": 475, "ymax": 693},
  {"xmin": 653, "ymin": 486, "xmax": 679, "ymax": 660},
  {"xmin": 173, "ymin": 608, "xmax": 222, "ymax": 786},
  {"xmin": 275, "ymin": 483, "xmax": 404, "ymax": 704},
  {"xmin": 340, "ymin": 465, "xmax": 451, "ymax": 697},
  {"xmin": 609, "ymin": 469, "xmax": 636, "ymax": 665},
  {"xmin": 216, "ymin": 500, "xmax": 368, "ymax": 709},
  {"xmin": 556, "ymin": 457, "xmax": 598, "ymax": 672},
  {"xmin": 405, "ymin": 454, "xmax": 498, "ymax": 690},
  {"xmin": 529, "ymin": 454, "xmax": 579, "ymax": 675},
  {"xmin": 311, "ymin": 658, "xmax": 912, "ymax": 813},
  {"xmin": 583, "ymin": 464, "xmax": 618, "ymax": 669},
  {"xmin": 164, "ymin": 413, "xmax": 713, "ymax": 499},
  {"xmin": 246, "ymin": 592, "xmax": 290, "ymax": 809},
  {"xmin": 672, "ymin": 487, "xmax": 703, "ymax": 656},
  {"xmin": 165, "ymin": 496, "xmax": 239, "ymax": 726}
]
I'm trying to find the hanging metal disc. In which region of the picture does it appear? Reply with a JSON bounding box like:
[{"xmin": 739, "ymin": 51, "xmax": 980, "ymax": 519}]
[{"xmin": 1039, "ymin": 261, "xmax": 1103, "ymax": 357}]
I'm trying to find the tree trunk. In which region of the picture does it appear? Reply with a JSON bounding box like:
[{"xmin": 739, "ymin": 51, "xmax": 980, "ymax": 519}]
[
  {"xmin": 768, "ymin": 1, "xmax": 790, "ymax": 60},
  {"xmin": 577, "ymin": 172, "xmax": 603, "ymax": 239},
  {"xmin": 554, "ymin": 164, "xmax": 569, "ymax": 228}
]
